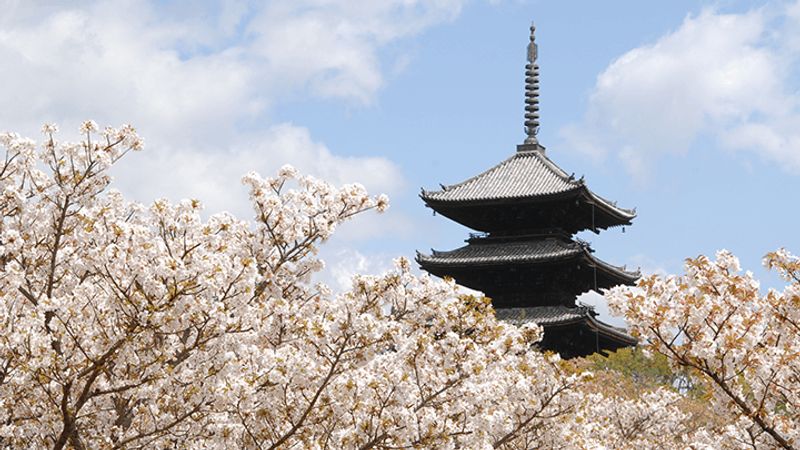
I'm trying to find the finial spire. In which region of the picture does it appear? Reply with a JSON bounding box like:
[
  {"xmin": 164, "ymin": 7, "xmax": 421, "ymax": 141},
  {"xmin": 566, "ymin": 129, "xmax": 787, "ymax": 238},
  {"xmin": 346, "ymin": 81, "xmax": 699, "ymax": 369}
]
[{"xmin": 524, "ymin": 22, "xmax": 540, "ymax": 145}]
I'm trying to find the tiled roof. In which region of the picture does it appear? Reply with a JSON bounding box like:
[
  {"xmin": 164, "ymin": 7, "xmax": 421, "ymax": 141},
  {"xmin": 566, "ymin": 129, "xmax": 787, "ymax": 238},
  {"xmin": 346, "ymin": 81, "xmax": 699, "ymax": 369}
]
[
  {"xmin": 418, "ymin": 238, "xmax": 582, "ymax": 264},
  {"xmin": 420, "ymin": 148, "xmax": 636, "ymax": 221},
  {"xmin": 494, "ymin": 305, "xmax": 637, "ymax": 345},
  {"xmin": 591, "ymin": 254, "xmax": 641, "ymax": 283},
  {"xmin": 422, "ymin": 149, "xmax": 579, "ymax": 202},
  {"xmin": 587, "ymin": 316, "xmax": 639, "ymax": 346},
  {"xmin": 495, "ymin": 305, "xmax": 590, "ymax": 326},
  {"xmin": 586, "ymin": 191, "xmax": 636, "ymax": 221},
  {"xmin": 417, "ymin": 237, "xmax": 640, "ymax": 282},
  {"xmin": 418, "ymin": 237, "xmax": 580, "ymax": 266}
]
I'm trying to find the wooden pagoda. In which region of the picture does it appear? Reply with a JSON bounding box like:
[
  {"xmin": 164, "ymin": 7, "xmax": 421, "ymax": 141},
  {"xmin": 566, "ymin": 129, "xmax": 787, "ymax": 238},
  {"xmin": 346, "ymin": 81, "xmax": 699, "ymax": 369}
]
[{"xmin": 416, "ymin": 24, "xmax": 638, "ymax": 358}]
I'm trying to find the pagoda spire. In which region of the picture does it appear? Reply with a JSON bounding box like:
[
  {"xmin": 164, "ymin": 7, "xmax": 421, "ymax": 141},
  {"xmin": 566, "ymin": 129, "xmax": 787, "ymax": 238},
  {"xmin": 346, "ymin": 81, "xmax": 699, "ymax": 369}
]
[{"xmin": 524, "ymin": 23, "xmax": 540, "ymax": 146}]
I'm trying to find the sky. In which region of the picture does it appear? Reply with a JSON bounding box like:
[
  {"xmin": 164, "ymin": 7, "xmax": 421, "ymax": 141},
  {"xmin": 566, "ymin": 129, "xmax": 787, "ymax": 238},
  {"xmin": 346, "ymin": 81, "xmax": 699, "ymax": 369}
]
[{"xmin": 2, "ymin": 0, "xmax": 799, "ymax": 325}]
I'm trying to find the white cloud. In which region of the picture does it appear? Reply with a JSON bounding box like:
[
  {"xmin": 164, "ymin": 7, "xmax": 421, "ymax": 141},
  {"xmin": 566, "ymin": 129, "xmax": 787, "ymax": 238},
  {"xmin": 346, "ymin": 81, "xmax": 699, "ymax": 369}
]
[
  {"xmin": 0, "ymin": 2, "xmax": 256, "ymax": 144},
  {"xmin": 720, "ymin": 115, "xmax": 800, "ymax": 170},
  {"xmin": 318, "ymin": 248, "xmax": 398, "ymax": 292},
  {"xmin": 562, "ymin": 3, "xmax": 800, "ymax": 180},
  {"xmin": 246, "ymin": 0, "xmax": 463, "ymax": 103},
  {"xmin": 577, "ymin": 291, "xmax": 627, "ymax": 329},
  {"xmin": 626, "ymin": 254, "xmax": 672, "ymax": 278},
  {"xmin": 0, "ymin": 0, "xmax": 465, "ymax": 136},
  {"xmin": 0, "ymin": 0, "xmax": 464, "ymax": 243},
  {"xmin": 110, "ymin": 122, "xmax": 405, "ymax": 225}
]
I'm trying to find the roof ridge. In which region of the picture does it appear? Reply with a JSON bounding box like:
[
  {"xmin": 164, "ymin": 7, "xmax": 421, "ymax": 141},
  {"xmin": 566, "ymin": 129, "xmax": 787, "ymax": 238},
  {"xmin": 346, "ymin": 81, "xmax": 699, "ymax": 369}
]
[
  {"xmin": 421, "ymin": 150, "xmax": 582, "ymax": 202},
  {"xmin": 530, "ymin": 150, "xmax": 576, "ymax": 183},
  {"xmin": 468, "ymin": 229, "xmax": 571, "ymax": 242},
  {"xmin": 440, "ymin": 152, "xmax": 518, "ymax": 192},
  {"xmin": 532, "ymin": 151, "xmax": 637, "ymax": 220},
  {"xmin": 418, "ymin": 238, "xmax": 584, "ymax": 265}
]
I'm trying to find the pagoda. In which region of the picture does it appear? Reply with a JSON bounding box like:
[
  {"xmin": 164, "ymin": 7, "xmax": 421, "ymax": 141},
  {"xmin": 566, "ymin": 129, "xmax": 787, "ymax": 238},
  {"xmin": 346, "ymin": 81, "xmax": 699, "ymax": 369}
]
[{"xmin": 416, "ymin": 24, "xmax": 639, "ymax": 358}]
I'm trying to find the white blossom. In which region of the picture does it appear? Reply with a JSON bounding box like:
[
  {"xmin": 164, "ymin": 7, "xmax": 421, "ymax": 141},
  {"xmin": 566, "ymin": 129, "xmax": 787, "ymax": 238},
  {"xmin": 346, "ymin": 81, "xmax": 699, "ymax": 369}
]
[
  {"xmin": 606, "ymin": 250, "xmax": 800, "ymax": 449},
  {"xmin": 0, "ymin": 122, "xmax": 732, "ymax": 449},
  {"xmin": 79, "ymin": 120, "xmax": 98, "ymax": 134}
]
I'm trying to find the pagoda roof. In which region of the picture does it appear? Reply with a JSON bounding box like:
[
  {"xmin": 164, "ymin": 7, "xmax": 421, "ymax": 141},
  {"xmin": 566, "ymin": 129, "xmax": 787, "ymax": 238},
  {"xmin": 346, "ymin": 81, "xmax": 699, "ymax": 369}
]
[
  {"xmin": 495, "ymin": 304, "xmax": 590, "ymax": 326},
  {"xmin": 421, "ymin": 237, "xmax": 577, "ymax": 265},
  {"xmin": 494, "ymin": 305, "xmax": 637, "ymax": 346},
  {"xmin": 416, "ymin": 237, "xmax": 640, "ymax": 283},
  {"xmin": 420, "ymin": 148, "xmax": 635, "ymax": 223}
]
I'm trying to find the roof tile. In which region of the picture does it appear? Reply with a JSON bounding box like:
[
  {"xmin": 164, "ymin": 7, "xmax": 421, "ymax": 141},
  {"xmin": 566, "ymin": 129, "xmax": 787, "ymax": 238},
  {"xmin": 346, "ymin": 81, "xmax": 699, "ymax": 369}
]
[
  {"xmin": 419, "ymin": 238, "xmax": 580, "ymax": 265},
  {"xmin": 422, "ymin": 150, "xmax": 578, "ymax": 202},
  {"xmin": 416, "ymin": 237, "xmax": 641, "ymax": 281},
  {"xmin": 494, "ymin": 305, "xmax": 637, "ymax": 345},
  {"xmin": 494, "ymin": 305, "xmax": 589, "ymax": 326},
  {"xmin": 421, "ymin": 149, "xmax": 636, "ymax": 220}
]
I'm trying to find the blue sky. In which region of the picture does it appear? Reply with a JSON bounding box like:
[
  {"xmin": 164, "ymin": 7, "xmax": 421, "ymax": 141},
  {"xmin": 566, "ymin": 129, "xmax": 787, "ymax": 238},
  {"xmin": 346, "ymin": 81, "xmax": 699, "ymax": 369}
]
[{"xmin": 2, "ymin": 0, "xmax": 798, "ymax": 323}]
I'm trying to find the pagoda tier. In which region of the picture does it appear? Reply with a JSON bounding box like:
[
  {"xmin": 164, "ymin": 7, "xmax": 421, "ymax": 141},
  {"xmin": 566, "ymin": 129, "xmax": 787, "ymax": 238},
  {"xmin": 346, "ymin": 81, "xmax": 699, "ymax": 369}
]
[
  {"xmin": 416, "ymin": 235, "xmax": 639, "ymax": 308},
  {"xmin": 420, "ymin": 145, "xmax": 635, "ymax": 234},
  {"xmin": 495, "ymin": 306, "xmax": 637, "ymax": 358}
]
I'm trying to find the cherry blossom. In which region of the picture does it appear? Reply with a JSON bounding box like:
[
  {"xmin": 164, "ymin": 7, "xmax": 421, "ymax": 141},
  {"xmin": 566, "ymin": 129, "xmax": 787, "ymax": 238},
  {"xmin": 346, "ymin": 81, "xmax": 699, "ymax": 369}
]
[
  {"xmin": 0, "ymin": 122, "xmax": 744, "ymax": 449},
  {"xmin": 607, "ymin": 250, "xmax": 800, "ymax": 449},
  {"xmin": 0, "ymin": 123, "xmax": 591, "ymax": 449}
]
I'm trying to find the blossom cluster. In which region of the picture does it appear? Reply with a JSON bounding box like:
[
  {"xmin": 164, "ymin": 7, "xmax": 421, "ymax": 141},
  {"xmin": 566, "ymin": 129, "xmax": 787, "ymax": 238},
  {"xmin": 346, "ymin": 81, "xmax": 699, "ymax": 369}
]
[
  {"xmin": 606, "ymin": 250, "xmax": 800, "ymax": 449},
  {"xmin": 0, "ymin": 122, "xmax": 754, "ymax": 449},
  {"xmin": 0, "ymin": 124, "xmax": 591, "ymax": 449}
]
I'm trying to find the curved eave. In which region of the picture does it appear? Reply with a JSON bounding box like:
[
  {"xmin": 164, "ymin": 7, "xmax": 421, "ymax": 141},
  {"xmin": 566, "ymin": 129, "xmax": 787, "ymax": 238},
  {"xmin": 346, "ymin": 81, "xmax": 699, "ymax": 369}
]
[
  {"xmin": 581, "ymin": 187, "xmax": 637, "ymax": 226},
  {"xmin": 582, "ymin": 249, "xmax": 640, "ymax": 285},
  {"xmin": 537, "ymin": 315, "xmax": 638, "ymax": 348},
  {"xmin": 494, "ymin": 306, "xmax": 637, "ymax": 347},
  {"xmin": 420, "ymin": 185, "xmax": 636, "ymax": 231},
  {"xmin": 420, "ymin": 185, "xmax": 584, "ymax": 207},
  {"xmin": 416, "ymin": 245, "xmax": 640, "ymax": 286},
  {"xmin": 415, "ymin": 246, "xmax": 581, "ymax": 269},
  {"xmin": 419, "ymin": 149, "xmax": 583, "ymax": 204},
  {"xmin": 494, "ymin": 306, "xmax": 590, "ymax": 327},
  {"xmin": 586, "ymin": 316, "xmax": 638, "ymax": 346}
]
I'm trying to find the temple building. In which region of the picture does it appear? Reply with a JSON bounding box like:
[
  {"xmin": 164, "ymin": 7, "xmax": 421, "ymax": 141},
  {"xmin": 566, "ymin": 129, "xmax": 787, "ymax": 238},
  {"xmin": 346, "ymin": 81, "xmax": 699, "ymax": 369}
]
[{"xmin": 416, "ymin": 24, "xmax": 638, "ymax": 358}]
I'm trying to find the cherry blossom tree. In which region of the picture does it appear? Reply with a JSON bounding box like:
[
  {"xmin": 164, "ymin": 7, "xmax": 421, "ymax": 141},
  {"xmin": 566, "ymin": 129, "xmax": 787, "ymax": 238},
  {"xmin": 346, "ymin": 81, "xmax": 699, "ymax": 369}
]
[
  {"xmin": 0, "ymin": 123, "xmax": 604, "ymax": 449},
  {"xmin": 607, "ymin": 250, "xmax": 800, "ymax": 449},
  {"xmin": 573, "ymin": 349, "xmax": 721, "ymax": 449},
  {"xmin": 1, "ymin": 122, "xmax": 739, "ymax": 449}
]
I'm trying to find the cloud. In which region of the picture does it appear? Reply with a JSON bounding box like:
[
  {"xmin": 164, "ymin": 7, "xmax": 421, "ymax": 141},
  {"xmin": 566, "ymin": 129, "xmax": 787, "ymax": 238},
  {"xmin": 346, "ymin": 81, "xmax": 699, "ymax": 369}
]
[
  {"xmin": 0, "ymin": 1, "xmax": 256, "ymax": 144},
  {"xmin": 720, "ymin": 115, "xmax": 800, "ymax": 170},
  {"xmin": 0, "ymin": 0, "xmax": 464, "ymax": 242},
  {"xmin": 576, "ymin": 291, "xmax": 627, "ymax": 329},
  {"xmin": 626, "ymin": 254, "xmax": 672, "ymax": 278},
  {"xmin": 317, "ymin": 248, "xmax": 399, "ymax": 292},
  {"xmin": 110, "ymin": 122, "xmax": 406, "ymax": 235},
  {"xmin": 0, "ymin": 0, "xmax": 465, "ymax": 139},
  {"xmin": 561, "ymin": 3, "xmax": 800, "ymax": 180},
  {"xmin": 246, "ymin": 1, "xmax": 464, "ymax": 103}
]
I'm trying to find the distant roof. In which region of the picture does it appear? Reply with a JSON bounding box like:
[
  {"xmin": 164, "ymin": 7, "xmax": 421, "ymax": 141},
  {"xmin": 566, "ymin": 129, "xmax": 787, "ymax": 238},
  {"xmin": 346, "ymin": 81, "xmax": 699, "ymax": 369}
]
[
  {"xmin": 420, "ymin": 237, "xmax": 578, "ymax": 265},
  {"xmin": 420, "ymin": 148, "xmax": 635, "ymax": 220},
  {"xmin": 422, "ymin": 148, "xmax": 576, "ymax": 202},
  {"xmin": 495, "ymin": 305, "xmax": 589, "ymax": 326},
  {"xmin": 416, "ymin": 237, "xmax": 640, "ymax": 282},
  {"xmin": 494, "ymin": 305, "xmax": 637, "ymax": 345}
]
